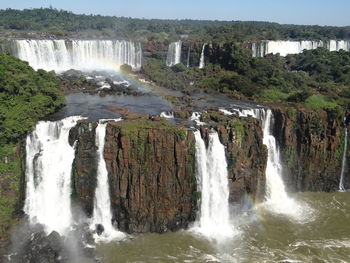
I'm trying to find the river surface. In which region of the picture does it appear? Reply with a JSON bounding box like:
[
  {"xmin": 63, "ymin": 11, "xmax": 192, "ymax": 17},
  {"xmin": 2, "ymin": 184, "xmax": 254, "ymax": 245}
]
[{"xmin": 97, "ymin": 192, "xmax": 350, "ymax": 263}]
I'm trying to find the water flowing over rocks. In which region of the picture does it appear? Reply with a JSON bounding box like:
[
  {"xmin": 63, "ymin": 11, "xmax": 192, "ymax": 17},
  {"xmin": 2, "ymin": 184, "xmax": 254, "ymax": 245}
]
[
  {"xmin": 200, "ymin": 111, "xmax": 267, "ymax": 203},
  {"xmin": 252, "ymin": 40, "xmax": 350, "ymax": 57},
  {"xmin": 12, "ymin": 39, "xmax": 142, "ymax": 72},
  {"xmin": 71, "ymin": 116, "xmax": 198, "ymax": 233},
  {"xmin": 166, "ymin": 41, "xmax": 182, "ymax": 67},
  {"xmin": 67, "ymin": 111, "xmax": 268, "ymax": 235}
]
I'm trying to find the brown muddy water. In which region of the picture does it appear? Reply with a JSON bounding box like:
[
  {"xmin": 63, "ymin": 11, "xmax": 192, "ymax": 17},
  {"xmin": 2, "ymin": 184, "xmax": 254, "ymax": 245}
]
[{"xmin": 97, "ymin": 192, "xmax": 350, "ymax": 263}]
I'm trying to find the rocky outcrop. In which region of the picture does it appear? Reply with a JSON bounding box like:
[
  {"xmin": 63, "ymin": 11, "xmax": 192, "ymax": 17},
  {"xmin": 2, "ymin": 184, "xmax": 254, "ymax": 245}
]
[
  {"xmin": 69, "ymin": 112, "xmax": 268, "ymax": 233},
  {"xmin": 200, "ymin": 112, "xmax": 267, "ymax": 203},
  {"xmin": 272, "ymin": 106, "xmax": 345, "ymax": 191},
  {"xmin": 71, "ymin": 117, "xmax": 198, "ymax": 233},
  {"xmin": 104, "ymin": 118, "xmax": 197, "ymax": 233},
  {"xmin": 69, "ymin": 122, "xmax": 97, "ymax": 217}
]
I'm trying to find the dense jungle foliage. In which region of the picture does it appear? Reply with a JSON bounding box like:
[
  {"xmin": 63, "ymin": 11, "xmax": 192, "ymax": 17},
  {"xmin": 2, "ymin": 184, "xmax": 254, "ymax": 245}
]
[
  {"xmin": 0, "ymin": 8, "xmax": 350, "ymax": 41},
  {"xmin": 0, "ymin": 53, "xmax": 65, "ymax": 145}
]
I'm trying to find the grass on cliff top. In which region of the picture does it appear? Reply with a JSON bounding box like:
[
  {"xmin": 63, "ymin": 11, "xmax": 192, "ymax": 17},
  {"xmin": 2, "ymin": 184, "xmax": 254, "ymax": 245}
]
[
  {"xmin": 114, "ymin": 117, "xmax": 188, "ymax": 140},
  {"xmin": 304, "ymin": 94, "xmax": 339, "ymax": 110}
]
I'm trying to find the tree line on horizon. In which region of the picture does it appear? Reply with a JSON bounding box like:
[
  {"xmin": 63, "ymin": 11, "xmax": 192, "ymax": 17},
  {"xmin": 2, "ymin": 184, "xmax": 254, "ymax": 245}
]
[{"xmin": 0, "ymin": 8, "xmax": 349, "ymax": 41}]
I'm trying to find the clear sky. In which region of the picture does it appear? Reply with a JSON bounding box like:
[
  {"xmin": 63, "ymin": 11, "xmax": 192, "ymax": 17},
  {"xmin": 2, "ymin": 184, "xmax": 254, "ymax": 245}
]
[{"xmin": 0, "ymin": 0, "xmax": 349, "ymax": 26}]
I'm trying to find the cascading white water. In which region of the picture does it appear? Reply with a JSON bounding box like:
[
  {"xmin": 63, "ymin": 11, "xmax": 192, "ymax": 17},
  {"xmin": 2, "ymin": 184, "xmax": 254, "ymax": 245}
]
[
  {"xmin": 199, "ymin": 43, "xmax": 206, "ymax": 69},
  {"xmin": 13, "ymin": 39, "xmax": 142, "ymax": 72},
  {"xmin": 160, "ymin": 111, "xmax": 174, "ymax": 118},
  {"xmin": 166, "ymin": 41, "xmax": 182, "ymax": 67},
  {"xmin": 24, "ymin": 116, "xmax": 84, "ymax": 235},
  {"xmin": 192, "ymin": 130, "xmax": 235, "ymax": 242},
  {"xmin": 252, "ymin": 40, "xmax": 350, "ymax": 57},
  {"xmin": 261, "ymin": 110, "xmax": 294, "ymax": 207},
  {"xmin": 187, "ymin": 45, "xmax": 191, "ymax": 67},
  {"xmin": 329, "ymin": 40, "xmax": 350, "ymax": 52},
  {"xmin": 228, "ymin": 107, "xmax": 307, "ymax": 218},
  {"xmin": 91, "ymin": 119, "xmax": 125, "ymax": 242},
  {"xmin": 339, "ymin": 126, "xmax": 348, "ymax": 192}
]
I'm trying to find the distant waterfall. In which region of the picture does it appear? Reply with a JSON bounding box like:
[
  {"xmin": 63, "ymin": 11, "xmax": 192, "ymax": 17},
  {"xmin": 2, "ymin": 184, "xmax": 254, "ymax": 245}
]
[
  {"xmin": 329, "ymin": 40, "xmax": 350, "ymax": 52},
  {"xmin": 160, "ymin": 111, "xmax": 174, "ymax": 118},
  {"xmin": 252, "ymin": 40, "xmax": 350, "ymax": 57},
  {"xmin": 199, "ymin": 43, "xmax": 206, "ymax": 69},
  {"xmin": 187, "ymin": 45, "xmax": 191, "ymax": 68},
  {"xmin": 166, "ymin": 41, "xmax": 182, "ymax": 67},
  {"xmin": 24, "ymin": 116, "xmax": 83, "ymax": 235},
  {"xmin": 12, "ymin": 39, "xmax": 142, "ymax": 72},
  {"xmin": 91, "ymin": 120, "xmax": 125, "ymax": 242},
  {"xmin": 339, "ymin": 127, "xmax": 348, "ymax": 192},
  {"xmin": 192, "ymin": 130, "xmax": 235, "ymax": 242}
]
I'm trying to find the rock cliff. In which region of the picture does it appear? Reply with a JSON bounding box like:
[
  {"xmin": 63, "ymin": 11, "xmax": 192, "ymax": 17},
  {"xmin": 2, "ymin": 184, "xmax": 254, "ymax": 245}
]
[
  {"xmin": 272, "ymin": 106, "xmax": 346, "ymax": 191},
  {"xmin": 104, "ymin": 118, "xmax": 197, "ymax": 233},
  {"xmin": 69, "ymin": 112, "xmax": 268, "ymax": 233}
]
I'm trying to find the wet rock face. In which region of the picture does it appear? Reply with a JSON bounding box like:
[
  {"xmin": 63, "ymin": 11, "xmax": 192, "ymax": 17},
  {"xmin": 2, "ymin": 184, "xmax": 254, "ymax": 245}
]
[
  {"xmin": 6, "ymin": 231, "xmax": 65, "ymax": 263},
  {"xmin": 272, "ymin": 107, "xmax": 343, "ymax": 191},
  {"xmin": 72, "ymin": 117, "xmax": 198, "ymax": 234},
  {"xmin": 71, "ymin": 113, "xmax": 268, "ymax": 233},
  {"xmin": 200, "ymin": 112, "xmax": 267, "ymax": 204},
  {"xmin": 104, "ymin": 119, "xmax": 197, "ymax": 233},
  {"xmin": 69, "ymin": 122, "xmax": 97, "ymax": 217}
]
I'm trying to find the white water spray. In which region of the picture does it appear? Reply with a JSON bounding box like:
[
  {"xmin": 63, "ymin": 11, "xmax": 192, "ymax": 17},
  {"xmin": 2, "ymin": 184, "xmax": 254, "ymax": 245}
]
[
  {"xmin": 24, "ymin": 116, "xmax": 84, "ymax": 235},
  {"xmin": 91, "ymin": 119, "xmax": 125, "ymax": 242},
  {"xmin": 199, "ymin": 44, "xmax": 206, "ymax": 69},
  {"xmin": 160, "ymin": 111, "xmax": 174, "ymax": 119},
  {"xmin": 192, "ymin": 130, "xmax": 236, "ymax": 242},
  {"xmin": 339, "ymin": 126, "xmax": 348, "ymax": 192},
  {"xmin": 13, "ymin": 39, "xmax": 142, "ymax": 72},
  {"xmin": 252, "ymin": 40, "xmax": 350, "ymax": 57},
  {"xmin": 166, "ymin": 41, "xmax": 182, "ymax": 67},
  {"xmin": 231, "ymin": 108, "xmax": 309, "ymax": 219}
]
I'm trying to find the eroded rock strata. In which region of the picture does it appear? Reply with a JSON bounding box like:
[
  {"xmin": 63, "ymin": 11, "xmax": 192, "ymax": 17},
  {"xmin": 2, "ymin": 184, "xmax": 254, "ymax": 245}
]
[
  {"xmin": 69, "ymin": 112, "xmax": 268, "ymax": 233},
  {"xmin": 272, "ymin": 106, "xmax": 346, "ymax": 192}
]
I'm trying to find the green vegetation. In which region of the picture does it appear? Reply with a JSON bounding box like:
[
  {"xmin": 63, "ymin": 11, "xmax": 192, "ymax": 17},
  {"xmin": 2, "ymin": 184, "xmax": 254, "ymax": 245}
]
[
  {"xmin": 0, "ymin": 8, "xmax": 350, "ymax": 41},
  {"xmin": 0, "ymin": 53, "xmax": 65, "ymax": 144},
  {"xmin": 142, "ymin": 45, "xmax": 350, "ymax": 116},
  {"xmin": 0, "ymin": 144, "xmax": 22, "ymax": 238},
  {"xmin": 0, "ymin": 53, "xmax": 65, "ymax": 237}
]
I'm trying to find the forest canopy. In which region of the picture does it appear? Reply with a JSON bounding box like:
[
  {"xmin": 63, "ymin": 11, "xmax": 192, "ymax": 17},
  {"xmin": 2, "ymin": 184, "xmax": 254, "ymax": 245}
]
[
  {"xmin": 0, "ymin": 8, "xmax": 350, "ymax": 41},
  {"xmin": 0, "ymin": 53, "xmax": 65, "ymax": 144}
]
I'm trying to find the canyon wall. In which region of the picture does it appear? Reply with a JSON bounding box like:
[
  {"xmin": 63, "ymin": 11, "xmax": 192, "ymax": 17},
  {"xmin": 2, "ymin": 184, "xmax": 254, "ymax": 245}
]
[
  {"xmin": 69, "ymin": 114, "xmax": 267, "ymax": 233},
  {"xmin": 272, "ymin": 106, "xmax": 346, "ymax": 192}
]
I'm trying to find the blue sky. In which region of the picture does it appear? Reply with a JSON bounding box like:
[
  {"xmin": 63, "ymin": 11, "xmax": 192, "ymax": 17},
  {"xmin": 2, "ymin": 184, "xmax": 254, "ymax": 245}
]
[{"xmin": 0, "ymin": 0, "xmax": 349, "ymax": 26}]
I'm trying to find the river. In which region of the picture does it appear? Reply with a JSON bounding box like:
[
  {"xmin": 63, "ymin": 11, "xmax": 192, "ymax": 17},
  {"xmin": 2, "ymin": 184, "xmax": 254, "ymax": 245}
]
[{"xmin": 97, "ymin": 192, "xmax": 350, "ymax": 263}]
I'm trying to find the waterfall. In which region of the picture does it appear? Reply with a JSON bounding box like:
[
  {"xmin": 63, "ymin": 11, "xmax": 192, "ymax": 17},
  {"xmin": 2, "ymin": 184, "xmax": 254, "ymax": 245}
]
[
  {"xmin": 192, "ymin": 130, "xmax": 235, "ymax": 242},
  {"xmin": 339, "ymin": 126, "xmax": 348, "ymax": 192},
  {"xmin": 24, "ymin": 116, "xmax": 83, "ymax": 235},
  {"xmin": 166, "ymin": 41, "xmax": 182, "ymax": 67},
  {"xmin": 160, "ymin": 111, "xmax": 174, "ymax": 118},
  {"xmin": 91, "ymin": 120, "xmax": 125, "ymax": 242},
  {"xmin": 260, "ymin": 110, "xmax": 292, "ymax": 205},
  {"xmin": 329, "ymin": 40, "xmax": 350, "ymax": 51},
  {"xmin": 229, "ymin": 108, "xmax": 305, "ymax": 217},
  {"xmin": 252, "ymin": 40, "xmax": 350, "ymax": 57},
  {"xmin": 12, "ymin": 39, "xmax": 142, "ymax": 72},
  {"xmin": 199, "ymin": 44, "xmax": 206, "ymax": 69},
  {"xmin": 187, "ymin": 45, "xmax": 191, "ymax": 68}
]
